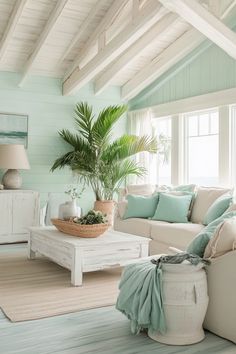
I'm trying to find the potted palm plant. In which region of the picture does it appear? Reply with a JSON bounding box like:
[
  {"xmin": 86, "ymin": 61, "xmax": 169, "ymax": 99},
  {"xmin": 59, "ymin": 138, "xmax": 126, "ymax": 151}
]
[{"xmin": 51, "ymin": 102, "xmax": 157, "ymax": 221}]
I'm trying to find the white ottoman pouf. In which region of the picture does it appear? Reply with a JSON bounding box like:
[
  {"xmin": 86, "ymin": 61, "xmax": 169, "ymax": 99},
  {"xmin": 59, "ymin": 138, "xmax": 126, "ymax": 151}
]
[{"xmin": 148, "ymin": 263, "xmax": 208, "ymax": 345}]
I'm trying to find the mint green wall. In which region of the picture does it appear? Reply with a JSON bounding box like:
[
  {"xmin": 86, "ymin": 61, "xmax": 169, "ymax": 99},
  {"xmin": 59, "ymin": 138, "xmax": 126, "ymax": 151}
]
[
  {"xmin": 0, "ymin": 72, "xmax": 125, "ymax": 211},
  {"xmin": 129, "ymin": 41, "xmax": 236, "ymax": 110}
]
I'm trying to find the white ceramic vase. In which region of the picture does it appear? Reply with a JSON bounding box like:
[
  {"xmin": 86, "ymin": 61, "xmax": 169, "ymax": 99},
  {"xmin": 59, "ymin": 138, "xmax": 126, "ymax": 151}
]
[
  {"xmin": 59, "ymin": 200, "xmax": 81, "ymax": 220},
  {"xmin": 148, "ymin": 263, "xmax": 209, "ymax": 345}
]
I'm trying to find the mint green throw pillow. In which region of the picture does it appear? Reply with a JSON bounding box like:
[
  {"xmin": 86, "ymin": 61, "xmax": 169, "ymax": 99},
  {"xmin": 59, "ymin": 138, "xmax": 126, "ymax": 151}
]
[
  {"xmin": 173, "ymin": 184, "xmax": 196, "ymax": 193},
  {"xmin": 123, "ymin": 194, "xmax": 159, "ymax": 219},
  {"xmin": 152, "ymin": 193, "xmax": 193, "ymax": 223},
  {"xmin": 187, "ymin": 211, "xmax": 236, "ymax": 257},
  {"xmin": 203, "ymin": 195, "xmax": 232, "ymax": 225}
]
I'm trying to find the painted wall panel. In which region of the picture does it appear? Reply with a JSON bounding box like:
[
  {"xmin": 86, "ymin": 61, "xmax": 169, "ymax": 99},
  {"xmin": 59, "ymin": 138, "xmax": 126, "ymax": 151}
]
[
  {"xmin": 0, "ymin": 72, "xmax": 124, "ymax": 212},
  {"xmin": 130, "ymin": 42, "xmax": 236, "ymax": 110}
]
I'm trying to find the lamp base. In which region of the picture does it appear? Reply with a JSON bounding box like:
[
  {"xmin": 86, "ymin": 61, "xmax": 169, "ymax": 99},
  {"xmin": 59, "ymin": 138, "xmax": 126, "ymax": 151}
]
[{"xmin": 2, "ymin": 169, "xmax": 22, "ymax": 189}]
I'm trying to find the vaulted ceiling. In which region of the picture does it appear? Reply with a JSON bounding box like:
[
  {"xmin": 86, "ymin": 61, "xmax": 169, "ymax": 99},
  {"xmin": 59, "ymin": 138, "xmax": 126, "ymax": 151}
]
[{"xmin": 0, "ymin": 0, "xmax": 236, "ymax": 100}]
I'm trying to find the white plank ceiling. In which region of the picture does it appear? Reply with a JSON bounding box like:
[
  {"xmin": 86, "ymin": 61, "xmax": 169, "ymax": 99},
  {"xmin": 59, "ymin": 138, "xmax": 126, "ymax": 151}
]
[{"xmin": 0, "ymin": 0, "xmax": 235, "ymax": 99}]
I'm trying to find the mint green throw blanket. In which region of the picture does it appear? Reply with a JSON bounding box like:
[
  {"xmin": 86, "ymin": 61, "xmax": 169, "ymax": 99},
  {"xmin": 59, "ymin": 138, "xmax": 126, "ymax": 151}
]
[
  {"xmin": 116, "ymin": 260, "xmax": 166, "ymax": 335},
  {"xmin": 116, "ymin": 253, "xmax": 208, "ymax": 335}
]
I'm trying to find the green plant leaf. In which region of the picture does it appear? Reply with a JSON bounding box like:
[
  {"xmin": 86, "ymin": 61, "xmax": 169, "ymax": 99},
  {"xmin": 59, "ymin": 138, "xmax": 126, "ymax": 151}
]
[
  {"xmin": 92, "ymin": 105, "xmax": 127, "ymax": 146},
  {"xmin": 102, "ymin": 134, "xmax": 157, "ymax": 163}
]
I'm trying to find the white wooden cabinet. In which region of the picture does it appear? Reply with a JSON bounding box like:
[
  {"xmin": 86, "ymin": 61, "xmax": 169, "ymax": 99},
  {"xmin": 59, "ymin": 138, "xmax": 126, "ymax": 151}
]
[{"xmin": 0, "ymin": 190, "xmax": 40, "ymax": 244}]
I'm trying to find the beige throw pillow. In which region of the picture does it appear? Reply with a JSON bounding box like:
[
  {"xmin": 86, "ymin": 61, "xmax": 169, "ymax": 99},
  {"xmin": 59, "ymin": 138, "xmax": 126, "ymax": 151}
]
[
  {"xmin": 204, "ymin": 217, "xmax": 236, "ymax": 258},
  {"xmin": 190, "ymin": 187, "xmax": 232, "ymax": 224}
]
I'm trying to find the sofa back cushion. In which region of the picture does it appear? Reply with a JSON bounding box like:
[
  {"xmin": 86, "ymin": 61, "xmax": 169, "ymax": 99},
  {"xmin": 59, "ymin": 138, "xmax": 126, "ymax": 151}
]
[
  {"xmin": 156, "ymin": 184, "xmax": 196, "ymax": 193},
  {"xmin": 118, "ymin": 184, "xmax": 155, "ymax": 201},
  {"xmin": 204, "ymin": 217, "xmax": 236, "ymax": 258},
  {"xmin": 190, "ymin": 187, "xmax": 232, "ymax": 224},
  {"xmin": 127, "ymin": 184, "xmax": 155, "ymax": 196},
  {"xmin": 116, "ymin": 201, "xmax": 128, "ymax": 218}
]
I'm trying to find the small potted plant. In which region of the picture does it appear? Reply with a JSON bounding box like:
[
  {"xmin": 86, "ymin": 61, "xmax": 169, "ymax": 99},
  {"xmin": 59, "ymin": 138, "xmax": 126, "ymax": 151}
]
[{"xmin": 59, "ymin": 185, "xmax": 85, "ymax": 220}]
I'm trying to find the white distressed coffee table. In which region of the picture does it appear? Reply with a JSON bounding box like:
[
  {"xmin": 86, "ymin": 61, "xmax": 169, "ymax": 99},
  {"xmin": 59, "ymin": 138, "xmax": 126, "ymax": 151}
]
[{"xmin": 28, "ymin": 227, "xmax": 150, "ymax": 286}]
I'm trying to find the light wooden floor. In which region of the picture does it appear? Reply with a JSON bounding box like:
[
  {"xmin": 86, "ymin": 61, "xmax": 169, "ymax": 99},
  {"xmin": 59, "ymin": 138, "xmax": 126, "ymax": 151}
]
[
  {"xmin": 0, "ymin": 244, "xmax": 235, "ymax": 354},
  {"xmin": 0, "ymin": 306, "xmax": 236, "ymax": 354}
]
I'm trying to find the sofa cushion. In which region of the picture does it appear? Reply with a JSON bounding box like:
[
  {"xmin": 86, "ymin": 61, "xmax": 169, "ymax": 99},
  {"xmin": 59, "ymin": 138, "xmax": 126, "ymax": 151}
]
[
  {"xmin": 113, "ymin": 217, "xmax": 156, "ymax": 238},
  {"xmin": 117, "ymin": 201, "xmax": 128, "ymax": 218},
  {"xmin": 118, "ymin": 184, "xmax": 155, "ymax": 201},
  {"xmin": 123, "ymin": 194, "xmax": 159, "ymax": 219},
  {"xmin": 190, "ymin": 187, "xmax": 232, "ymax": 224},
  {"xmin": 204, "ymin": 217, "xmax": 236, "ymax": 258},
  {"xmin": 203, "ymin": 194, "xmax": 232, "ymax": 225},
  {"xmin": 187, "ymin": 211, "xmax": 236, "ymax": 257},
  {"xmin": 127, "ymin": 184, "xmax": 155, "ymax": 196},
  {"xmin": 156, "ymin": 184, "xmax": 196, "ymax": 193},
  {"xmin": 150, "ymin": 222, "xmax": 204, "ymax": 249},
  {"xmin": 152, "ymin": 193, "xmax": 193, "ymax": 223}
]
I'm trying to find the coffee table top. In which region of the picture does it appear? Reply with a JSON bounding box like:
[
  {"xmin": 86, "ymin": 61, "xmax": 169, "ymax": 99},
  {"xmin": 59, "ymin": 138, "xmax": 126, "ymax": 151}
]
[{"xmin": 29, "ymin": 226, "xmax": 150, "ymax": 247}]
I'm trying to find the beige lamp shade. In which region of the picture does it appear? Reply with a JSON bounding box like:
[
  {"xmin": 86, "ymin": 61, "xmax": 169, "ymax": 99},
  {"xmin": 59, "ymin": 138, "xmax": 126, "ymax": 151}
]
[{"xmin": 0, "ymin": 144, "xmax": 30, "ymax": 170}]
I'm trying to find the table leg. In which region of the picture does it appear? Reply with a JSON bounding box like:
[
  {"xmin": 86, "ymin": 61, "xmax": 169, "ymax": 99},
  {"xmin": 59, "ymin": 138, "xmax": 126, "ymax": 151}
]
[
  {"xmin": 28, "ymin": 233, "xmax": 36, "ymax": 260},
  {"xmin": 71, "ymin": 248, "xmax": 83, "ymax": 286}
]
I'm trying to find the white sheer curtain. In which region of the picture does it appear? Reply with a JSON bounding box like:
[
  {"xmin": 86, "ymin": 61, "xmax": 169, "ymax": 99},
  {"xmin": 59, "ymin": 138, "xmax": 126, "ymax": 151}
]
[{"xmin": 128, "ymin": 109, "xmax": 154, "ymax": 184}]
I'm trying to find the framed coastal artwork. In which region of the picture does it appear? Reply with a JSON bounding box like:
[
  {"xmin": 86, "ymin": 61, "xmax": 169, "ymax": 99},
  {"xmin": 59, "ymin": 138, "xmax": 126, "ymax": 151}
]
[{"xmin": 0, "ymin": 113, "xmax": 28, "ymax": 148}]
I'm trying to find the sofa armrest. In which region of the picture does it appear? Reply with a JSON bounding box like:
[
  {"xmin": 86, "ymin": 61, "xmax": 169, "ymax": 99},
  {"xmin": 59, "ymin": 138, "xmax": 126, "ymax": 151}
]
[{"xmin": 204, "ymin": 251, "xmax": 236, "ymax": 343}]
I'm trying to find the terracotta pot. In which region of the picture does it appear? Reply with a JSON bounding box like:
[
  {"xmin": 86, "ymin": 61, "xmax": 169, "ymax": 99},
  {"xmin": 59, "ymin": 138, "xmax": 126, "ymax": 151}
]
[{"xmin": 94, "ymin": 200, "xmax": 114, "ymax": 225}]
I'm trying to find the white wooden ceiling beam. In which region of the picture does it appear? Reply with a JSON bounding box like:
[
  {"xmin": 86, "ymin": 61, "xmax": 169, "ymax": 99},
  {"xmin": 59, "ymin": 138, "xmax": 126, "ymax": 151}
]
[
  {"xmin": 132, "ymin": 0, "xmax": 140, "ymax": 20},
  {"xmin": 208, "ymin": 0, "xmax": 221, "ymax": 17},
  {"xmin": 63, "ymin": 0, "xmax": 167, "ymax": 95},
  {"xmin": 121, "ymin": 0, "xmax": 236, "ymax": 100},
  {"xmin": 121, "ymin": 29, "xmax": 203, "ymax": 100},
  {"xmin": 222, "ymin": 0, "xmax": 236, "ymax": 18},
  {"xmin": 0, "ymin": 0, "xmax": 27, "ymax": 61},
  {"xmin": 94, "ymin": 12, "xmax": 178, "ymax": 95},
  {"xmin": 98, "ymin": 32, "xmax": 106, "ymax": 52},
  {"xmin": 65, "ymin": 0, "xmax": 129, "ymax": 79},
  {"xmin": 19, "ymin": 0, "xmax": 69, "ymax": 86},
  {"xmin": 59, "ymin": 1, "xmax": 106, "ymax": 64},
  {"xmin": 159, "ymin": 0, "xmax": 236, "ymax": 59}
]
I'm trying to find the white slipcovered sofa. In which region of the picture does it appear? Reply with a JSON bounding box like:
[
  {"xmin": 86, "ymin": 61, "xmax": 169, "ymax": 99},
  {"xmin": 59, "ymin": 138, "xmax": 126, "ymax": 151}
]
[
  {"xmin": 114, "ymin": 184, "xmax": 236, "ymax": 344},
  {"xmin": 114, "ymin": 185, "xmax": 232, "ymax": 254}
]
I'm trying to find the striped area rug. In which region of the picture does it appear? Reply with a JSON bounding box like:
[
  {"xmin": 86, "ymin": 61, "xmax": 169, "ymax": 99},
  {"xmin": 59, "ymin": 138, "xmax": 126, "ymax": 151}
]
[{"xmin": 0, "ymin": 245, "xmax": 121, "ymax": 322}]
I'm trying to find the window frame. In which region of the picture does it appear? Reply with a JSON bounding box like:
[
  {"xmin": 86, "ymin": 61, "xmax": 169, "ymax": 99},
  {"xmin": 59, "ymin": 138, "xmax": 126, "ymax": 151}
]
[
  {"xmin": 183, "ymin": 108, "xmax": 219, "ymax": 186},
  {"xmin": 151, "ymin": 116, "xmax": 172, "ymax": 185},
  {"xmin": 148, "ymin": 104, "xmax": 234, "ymax": 187}
]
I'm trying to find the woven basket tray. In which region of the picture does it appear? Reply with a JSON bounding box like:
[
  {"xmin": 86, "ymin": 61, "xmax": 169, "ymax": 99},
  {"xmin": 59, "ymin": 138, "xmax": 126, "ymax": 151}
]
[{"xmin": 51, "ymin": 218, "xmax": 109, "ymax": 238}]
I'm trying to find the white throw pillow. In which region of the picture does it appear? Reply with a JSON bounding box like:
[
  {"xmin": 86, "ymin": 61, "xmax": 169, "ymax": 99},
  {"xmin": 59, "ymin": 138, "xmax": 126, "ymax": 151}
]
[
  {"xmin": 204, "ymin": 217, "xmax": 236, "ymax": 258},
  {"xmin": 190, "ymin": 187, "xmax": 232, "ymax": 224}
]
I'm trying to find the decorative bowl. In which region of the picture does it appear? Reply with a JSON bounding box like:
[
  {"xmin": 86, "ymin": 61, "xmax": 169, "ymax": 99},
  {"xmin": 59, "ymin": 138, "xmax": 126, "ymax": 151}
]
[{"xmin": 51, "ymin": 218, "xmax": 109, "ymax": 238}]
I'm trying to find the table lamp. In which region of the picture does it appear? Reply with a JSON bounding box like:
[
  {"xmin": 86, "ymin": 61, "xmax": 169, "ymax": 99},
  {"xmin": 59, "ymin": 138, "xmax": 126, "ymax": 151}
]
[{"xmin": 0, "ymin": 144, "xmax": 30, "ymax": 189}]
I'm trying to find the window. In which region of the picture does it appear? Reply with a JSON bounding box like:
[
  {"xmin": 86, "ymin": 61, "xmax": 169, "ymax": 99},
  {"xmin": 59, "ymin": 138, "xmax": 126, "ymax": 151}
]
[
  {"xmin": 184, "ymin": 109, "xmax": 219, "ymax": 186},
  {"xmin": 151, "ymin": 117, "xmax": 172, "ymax": 185}
]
